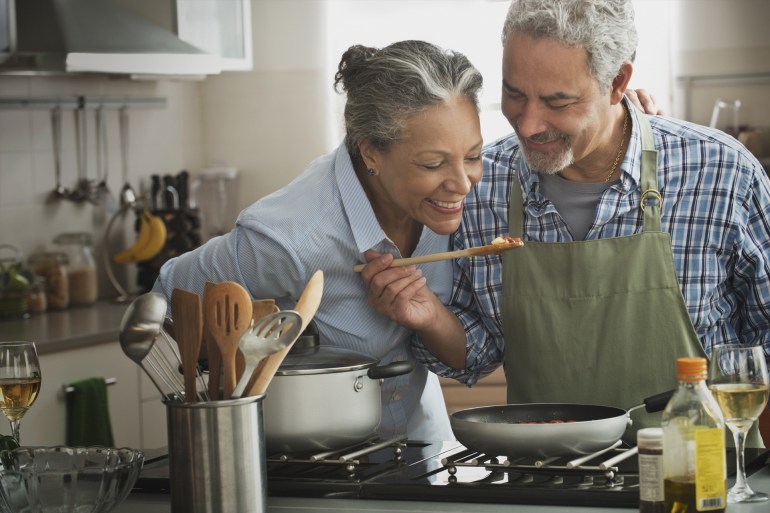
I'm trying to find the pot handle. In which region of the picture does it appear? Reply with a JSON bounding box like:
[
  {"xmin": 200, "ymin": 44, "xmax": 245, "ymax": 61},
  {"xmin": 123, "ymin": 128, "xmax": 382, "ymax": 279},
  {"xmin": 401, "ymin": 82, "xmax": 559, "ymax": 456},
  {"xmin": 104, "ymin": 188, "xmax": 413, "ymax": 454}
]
[{"xmin": 367, "ymin": 360, "xmax": 414, "ymax": 380}]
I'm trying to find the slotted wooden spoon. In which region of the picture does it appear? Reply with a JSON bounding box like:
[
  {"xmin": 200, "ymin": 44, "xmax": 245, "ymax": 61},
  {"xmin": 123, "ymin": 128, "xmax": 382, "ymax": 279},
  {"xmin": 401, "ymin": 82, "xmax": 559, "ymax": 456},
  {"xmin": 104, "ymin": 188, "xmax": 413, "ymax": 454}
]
[
  {"xmin": 202, "ymin": 281, "xmax": 253, "ymax": 399},
  {"xmin": 170, "ymin": 288, "xmax": 204, "ymax": 402}
]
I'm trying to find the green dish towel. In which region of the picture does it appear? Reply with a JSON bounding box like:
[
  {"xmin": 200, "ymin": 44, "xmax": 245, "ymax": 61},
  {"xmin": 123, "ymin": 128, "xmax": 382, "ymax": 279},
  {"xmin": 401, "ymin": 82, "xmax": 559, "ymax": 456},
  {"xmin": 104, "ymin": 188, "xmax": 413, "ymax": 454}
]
[{"xmin": 65, "ymin": 377, "xmax": 115, "ymax": 447}]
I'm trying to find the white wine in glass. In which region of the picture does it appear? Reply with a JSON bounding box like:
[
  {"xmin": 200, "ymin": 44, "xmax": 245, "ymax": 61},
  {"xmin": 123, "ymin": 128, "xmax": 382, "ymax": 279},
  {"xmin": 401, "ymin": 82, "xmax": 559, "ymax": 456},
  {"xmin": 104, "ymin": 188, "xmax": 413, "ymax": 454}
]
[
  {"xmin": 709, "ymin": 344, "xmax": 770, "ymax": 503},
  {"xmin": 0, "ymin": 341, "xmax": 41, "ymax": 444}
]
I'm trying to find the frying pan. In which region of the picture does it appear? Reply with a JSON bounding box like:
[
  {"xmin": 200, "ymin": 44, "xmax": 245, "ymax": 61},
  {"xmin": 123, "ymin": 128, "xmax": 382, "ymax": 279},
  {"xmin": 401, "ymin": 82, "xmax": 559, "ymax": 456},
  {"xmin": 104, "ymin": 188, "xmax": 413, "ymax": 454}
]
[{"xmin": 450, "ymin": 390, "xmax": 674, "ymax": 458}]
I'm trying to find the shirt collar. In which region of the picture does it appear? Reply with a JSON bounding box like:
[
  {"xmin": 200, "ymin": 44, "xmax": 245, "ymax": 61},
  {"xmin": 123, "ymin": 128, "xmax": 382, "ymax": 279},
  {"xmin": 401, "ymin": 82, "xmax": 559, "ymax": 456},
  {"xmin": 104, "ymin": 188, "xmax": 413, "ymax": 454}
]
[
  {"xmin": 334, "ymin": 145, "xmax": 390, "ymax": 253},
  {"xmin": 619, "ymin": 96, "xmax": 643, "ymax": 192}
]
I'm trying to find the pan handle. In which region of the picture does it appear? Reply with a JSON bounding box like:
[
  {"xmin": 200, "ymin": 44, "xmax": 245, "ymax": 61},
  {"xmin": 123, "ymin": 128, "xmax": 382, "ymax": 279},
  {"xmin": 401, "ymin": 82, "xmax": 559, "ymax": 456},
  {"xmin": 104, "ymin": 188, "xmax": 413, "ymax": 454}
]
[
  {"xmin": 368, "ymin": 360, "xmax": 414, "ymax": 380},
  {"xmin": 637, "ymin": 389, "xmax": 676, "ymax": 413}
]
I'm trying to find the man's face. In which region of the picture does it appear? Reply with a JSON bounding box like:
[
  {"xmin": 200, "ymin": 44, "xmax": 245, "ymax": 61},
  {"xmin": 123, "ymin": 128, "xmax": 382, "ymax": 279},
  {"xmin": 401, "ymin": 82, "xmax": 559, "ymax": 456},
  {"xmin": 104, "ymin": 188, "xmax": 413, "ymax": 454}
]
[{"xmin": 501, "ymin": 34, "xmax": 614, "ymax": 179}]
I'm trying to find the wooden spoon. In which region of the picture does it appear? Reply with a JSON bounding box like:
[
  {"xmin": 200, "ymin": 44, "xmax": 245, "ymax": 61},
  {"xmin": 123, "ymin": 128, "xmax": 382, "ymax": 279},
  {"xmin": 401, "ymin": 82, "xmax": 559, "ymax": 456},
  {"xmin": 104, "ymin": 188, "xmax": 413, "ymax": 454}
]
[
  {"xmin": 351, "ymin": 239, "xmax": 524, "ymax": 272},
  {"xmin": 170, "ymin": 288, "xmax": 204, "ymax": 402},
  {"xmin": 202, "ymin": 281, "xmax": 253, "ymax": 399},
  {"xmin": 248, "ymin": 270, "xmax": 324, "ymax": 396}
]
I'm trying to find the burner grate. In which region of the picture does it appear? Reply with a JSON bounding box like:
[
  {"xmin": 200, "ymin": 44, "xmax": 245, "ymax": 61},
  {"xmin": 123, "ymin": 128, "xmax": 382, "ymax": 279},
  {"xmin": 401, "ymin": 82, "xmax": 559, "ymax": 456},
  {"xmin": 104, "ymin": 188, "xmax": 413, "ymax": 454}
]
[
  {"xmin": 267, "ymin": 436, "xmax": 408, "ymax": 480},
  {"xmin": 442, "ymin": 445, "xmax": 639, "ymax": 482}
]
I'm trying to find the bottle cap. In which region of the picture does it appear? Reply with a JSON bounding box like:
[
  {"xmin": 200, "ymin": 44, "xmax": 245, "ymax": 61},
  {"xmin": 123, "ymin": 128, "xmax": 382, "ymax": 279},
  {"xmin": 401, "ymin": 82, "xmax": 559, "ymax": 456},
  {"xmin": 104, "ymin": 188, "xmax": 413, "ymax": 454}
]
[
  {"xmin": 676, "ymin": 357, "xmax": 707, "ymax": 381},
  {"xmin": 637, "ymin": 427, "xmax": 663, "ymax": 449}
]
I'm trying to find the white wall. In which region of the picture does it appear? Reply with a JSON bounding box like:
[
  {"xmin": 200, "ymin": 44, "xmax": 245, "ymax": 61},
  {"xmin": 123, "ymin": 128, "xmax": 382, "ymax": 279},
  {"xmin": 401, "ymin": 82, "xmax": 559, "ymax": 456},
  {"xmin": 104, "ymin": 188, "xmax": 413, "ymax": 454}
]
[
  {"xmin": 670, "ymin": 0, "xmax": 770, "ymax": 129},
  {"xmin": 198, "ymin": 0, "xmax": 330, "ymax": 212}
]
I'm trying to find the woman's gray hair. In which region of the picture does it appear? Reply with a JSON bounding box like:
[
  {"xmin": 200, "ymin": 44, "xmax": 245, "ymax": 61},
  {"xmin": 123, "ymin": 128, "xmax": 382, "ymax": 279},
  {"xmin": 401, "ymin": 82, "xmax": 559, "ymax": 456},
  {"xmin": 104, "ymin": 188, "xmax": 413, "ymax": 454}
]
[
  {"xmin": 501, "ymin": 0, "xmax": 638, "ymax": 90},
  {"xmin": 334, "ymin": 40, "xmax": 483, "ymax": 161}
]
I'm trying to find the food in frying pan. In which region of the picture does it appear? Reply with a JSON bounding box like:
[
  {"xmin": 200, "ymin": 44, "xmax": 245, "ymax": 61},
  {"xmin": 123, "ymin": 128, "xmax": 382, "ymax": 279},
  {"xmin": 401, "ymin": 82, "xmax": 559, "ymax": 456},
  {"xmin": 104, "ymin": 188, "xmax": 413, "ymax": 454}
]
[{"xmin": 517, "ymin": 419, "xmax": 577, "ymax": 424}]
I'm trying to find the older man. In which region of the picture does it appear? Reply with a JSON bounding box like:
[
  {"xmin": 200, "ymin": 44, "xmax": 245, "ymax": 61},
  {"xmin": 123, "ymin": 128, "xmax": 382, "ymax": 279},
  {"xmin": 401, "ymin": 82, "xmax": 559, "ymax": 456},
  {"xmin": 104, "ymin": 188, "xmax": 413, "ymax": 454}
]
[{"xmin": 363, "ymin": 0, "xmax": 770, "ymax": 440}]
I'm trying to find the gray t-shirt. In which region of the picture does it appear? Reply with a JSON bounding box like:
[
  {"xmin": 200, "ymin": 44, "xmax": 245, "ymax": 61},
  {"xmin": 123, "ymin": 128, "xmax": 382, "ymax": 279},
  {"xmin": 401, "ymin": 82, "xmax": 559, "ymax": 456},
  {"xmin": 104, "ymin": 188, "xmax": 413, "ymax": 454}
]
[{"xmin": 539, "ymin": 173, "xmax": 618, "ymax": 240}]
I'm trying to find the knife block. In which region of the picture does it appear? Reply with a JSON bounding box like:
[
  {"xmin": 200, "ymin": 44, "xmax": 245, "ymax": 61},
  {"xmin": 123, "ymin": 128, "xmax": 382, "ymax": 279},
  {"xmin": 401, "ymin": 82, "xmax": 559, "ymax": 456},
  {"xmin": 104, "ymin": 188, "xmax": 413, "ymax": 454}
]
[{"xmin": 135, "ymin": 208, "xmax": 202, "ymax": 292}]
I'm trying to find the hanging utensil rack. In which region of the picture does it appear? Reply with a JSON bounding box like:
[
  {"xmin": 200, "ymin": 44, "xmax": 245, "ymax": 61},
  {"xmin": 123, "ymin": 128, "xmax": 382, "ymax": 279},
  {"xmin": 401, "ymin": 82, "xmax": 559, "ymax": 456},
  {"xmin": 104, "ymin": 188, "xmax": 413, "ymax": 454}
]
[
  {"xmin": 0, "ymin": 96, "xmax": 166, "ymax": 111},
  {"xmin": 0, "ymin": 95, "xmax": 166, "ymax": 204}
]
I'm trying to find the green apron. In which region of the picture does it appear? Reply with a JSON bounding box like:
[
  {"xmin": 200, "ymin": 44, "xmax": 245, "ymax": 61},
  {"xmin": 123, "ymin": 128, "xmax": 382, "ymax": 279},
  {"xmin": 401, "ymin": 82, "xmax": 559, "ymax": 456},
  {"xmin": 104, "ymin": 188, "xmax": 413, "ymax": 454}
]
[{"xmin": 501, "ymin": 112, "xmax": 761, "ymax": 446}]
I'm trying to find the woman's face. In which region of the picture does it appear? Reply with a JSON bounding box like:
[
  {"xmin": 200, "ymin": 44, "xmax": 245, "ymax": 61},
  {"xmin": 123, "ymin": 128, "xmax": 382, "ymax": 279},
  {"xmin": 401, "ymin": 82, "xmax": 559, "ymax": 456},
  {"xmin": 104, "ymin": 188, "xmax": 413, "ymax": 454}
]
[{"xmin": 365, "ymin": 95, "xmax": 483, "ymax": 235}]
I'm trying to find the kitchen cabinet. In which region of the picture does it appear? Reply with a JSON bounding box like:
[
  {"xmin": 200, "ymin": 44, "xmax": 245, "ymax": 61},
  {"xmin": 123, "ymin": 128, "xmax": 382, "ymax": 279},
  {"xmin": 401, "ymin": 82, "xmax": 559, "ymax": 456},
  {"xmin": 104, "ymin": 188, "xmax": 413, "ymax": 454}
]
[
  {"xmin": 439, "ymin": 367, "xmax": 506, "ymax": 414},
  {"xmin": 115, "ymin": 0, "xmax": 253, "ymax": 72},
  {"xmin": 139, "ymin": 368, "xmax": 169, "ymax": 450},
  {"xmin": 175, "ymin": 0, "xmax": 252, "ymax": 71},
  {"xmin": 12, "ymin": 341, "xmax": 142, "ymax": 448}
]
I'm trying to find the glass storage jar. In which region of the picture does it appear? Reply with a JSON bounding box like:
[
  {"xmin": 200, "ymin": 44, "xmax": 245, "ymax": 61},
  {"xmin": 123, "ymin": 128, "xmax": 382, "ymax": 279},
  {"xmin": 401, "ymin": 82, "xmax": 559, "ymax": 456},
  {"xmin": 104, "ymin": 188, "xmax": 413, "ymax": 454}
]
[
  {"xmin": 27, "ymin": 252, "xmax": 69, "ymax": 309},
  {"xmin": 0, "ymin": 244, "xmax": 31, "ymax": 319},
  {"xmin": 54, "ymin": 232, "xmax": 98, "ymax": 306}
]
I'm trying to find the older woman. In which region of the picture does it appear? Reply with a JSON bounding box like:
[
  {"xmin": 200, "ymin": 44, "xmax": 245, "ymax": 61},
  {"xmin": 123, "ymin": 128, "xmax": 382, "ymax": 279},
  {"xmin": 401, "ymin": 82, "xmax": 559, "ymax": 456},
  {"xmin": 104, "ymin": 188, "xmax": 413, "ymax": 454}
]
[{"xmin": 154, "ymin": 40, "xmax": 484, "ymax": 442}]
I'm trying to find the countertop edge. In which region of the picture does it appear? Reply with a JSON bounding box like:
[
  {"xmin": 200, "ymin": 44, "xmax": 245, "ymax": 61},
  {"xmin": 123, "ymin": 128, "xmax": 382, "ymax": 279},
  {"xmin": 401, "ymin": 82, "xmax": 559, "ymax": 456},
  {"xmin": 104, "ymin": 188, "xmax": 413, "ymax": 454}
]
[{"xmin": 0, "ymin": 301, "xmax": 132, "ymax": 355}]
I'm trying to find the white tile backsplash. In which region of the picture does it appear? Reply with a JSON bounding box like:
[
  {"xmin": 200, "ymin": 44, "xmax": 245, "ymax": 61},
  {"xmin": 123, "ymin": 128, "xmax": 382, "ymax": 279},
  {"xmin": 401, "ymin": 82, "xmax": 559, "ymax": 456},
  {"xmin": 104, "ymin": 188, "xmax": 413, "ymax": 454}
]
[{"xmin": 0, "ymin": 75, "xmax": 205, "ymax": 298}]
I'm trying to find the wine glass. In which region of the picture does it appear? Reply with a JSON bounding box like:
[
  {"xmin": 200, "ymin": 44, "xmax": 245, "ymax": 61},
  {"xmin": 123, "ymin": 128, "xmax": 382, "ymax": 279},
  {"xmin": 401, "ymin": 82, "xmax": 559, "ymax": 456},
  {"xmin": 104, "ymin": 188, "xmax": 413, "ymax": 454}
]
[
  {"xmin": 0, "ymin": 341, "xmax": 41, "ymax": 444},
  {"xmin": 709, "ymin": 344, "xmax": 769, "ymax": 503}
]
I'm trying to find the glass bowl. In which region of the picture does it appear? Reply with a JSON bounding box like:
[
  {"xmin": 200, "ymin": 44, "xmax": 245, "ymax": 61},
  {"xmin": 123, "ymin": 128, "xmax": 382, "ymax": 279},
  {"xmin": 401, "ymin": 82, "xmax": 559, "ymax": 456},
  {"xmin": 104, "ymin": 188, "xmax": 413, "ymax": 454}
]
[{"xmin": 0, "ymin": 446, "xmax": 144, "ymax": 513}]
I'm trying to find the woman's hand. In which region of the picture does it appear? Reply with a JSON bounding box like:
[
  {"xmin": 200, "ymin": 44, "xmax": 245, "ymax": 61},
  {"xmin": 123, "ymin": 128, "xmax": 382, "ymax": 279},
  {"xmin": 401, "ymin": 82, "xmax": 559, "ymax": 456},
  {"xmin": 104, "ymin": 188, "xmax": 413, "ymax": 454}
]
[
  {"xmin": 359, "ymin": 250, "xmax": 441, "ymax": 330},
  {"xmin": 626, "ymin": 89, "xmax": 665, "ymax": 115}
]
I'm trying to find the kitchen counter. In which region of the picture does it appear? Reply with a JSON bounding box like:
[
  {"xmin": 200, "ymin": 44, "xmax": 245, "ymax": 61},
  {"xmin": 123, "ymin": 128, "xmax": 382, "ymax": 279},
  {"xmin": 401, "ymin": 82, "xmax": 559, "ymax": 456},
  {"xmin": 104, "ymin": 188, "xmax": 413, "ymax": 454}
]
[
  {"xmin": 115, "ymin": 461, "xmax": 770, "ymax": 512},
  {"xmin": 0, "ymin": 300, "xmax": 130, "ymax": 354}
]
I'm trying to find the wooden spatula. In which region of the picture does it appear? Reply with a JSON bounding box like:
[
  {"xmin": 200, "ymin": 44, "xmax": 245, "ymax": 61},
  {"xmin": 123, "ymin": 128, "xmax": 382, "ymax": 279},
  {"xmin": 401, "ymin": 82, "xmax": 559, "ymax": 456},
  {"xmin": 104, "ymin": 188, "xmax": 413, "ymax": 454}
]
[
  {"xmin": 202, "ymin": 281, "xmax": 253, "ymax": 399},
  {"xmin": 171, "ymin": 288, "xmax": 203, "ymax": 402},
  {"xmin": 248, "ymin": 270, "xmax": 323, "ymax": 396}
]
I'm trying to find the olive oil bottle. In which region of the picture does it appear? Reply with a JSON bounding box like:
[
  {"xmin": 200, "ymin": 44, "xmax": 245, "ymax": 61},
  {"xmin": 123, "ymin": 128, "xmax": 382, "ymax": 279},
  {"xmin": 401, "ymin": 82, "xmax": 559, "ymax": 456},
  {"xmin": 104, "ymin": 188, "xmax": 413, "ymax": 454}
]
[{"xmin": 661, "ymin": 357, "xmax": 726, "ymax": 512}]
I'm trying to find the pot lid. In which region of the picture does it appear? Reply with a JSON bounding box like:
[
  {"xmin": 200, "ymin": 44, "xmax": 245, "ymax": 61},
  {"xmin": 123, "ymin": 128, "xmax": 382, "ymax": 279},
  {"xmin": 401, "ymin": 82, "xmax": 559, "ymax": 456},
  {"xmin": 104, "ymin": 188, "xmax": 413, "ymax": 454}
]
[{"xmin": 277, "ymin": 340, "xmax": 379, "ymax": 375}]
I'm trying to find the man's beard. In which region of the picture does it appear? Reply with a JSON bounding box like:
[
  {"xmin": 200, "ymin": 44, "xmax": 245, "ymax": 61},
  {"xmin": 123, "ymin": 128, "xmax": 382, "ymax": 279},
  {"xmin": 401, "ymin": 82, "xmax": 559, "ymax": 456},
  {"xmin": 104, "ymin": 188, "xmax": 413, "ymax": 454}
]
[{"xmin": 514, "ymin": 123, "xmax": 574, "ymax": 175}]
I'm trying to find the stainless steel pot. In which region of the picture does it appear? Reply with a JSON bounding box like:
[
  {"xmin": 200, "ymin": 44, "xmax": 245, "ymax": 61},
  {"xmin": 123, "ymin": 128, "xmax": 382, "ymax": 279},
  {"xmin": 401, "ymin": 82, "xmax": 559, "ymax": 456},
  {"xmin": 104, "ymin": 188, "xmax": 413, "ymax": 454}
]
[
  {"xmin": 263, "ymin": 336, "xmax": 413, "ymax": 454},
  {"xmin": 450, "ymin": 390, "xmax": 674, "ymax": 458}
]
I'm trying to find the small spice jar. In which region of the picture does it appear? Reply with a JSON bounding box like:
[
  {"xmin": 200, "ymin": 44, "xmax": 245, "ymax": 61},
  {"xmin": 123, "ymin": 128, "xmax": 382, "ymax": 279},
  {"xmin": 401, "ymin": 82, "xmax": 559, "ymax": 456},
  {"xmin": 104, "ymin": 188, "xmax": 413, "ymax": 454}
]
[
  {"xmin": 28, "ymin": 252, "xmax": 69, "ymax": 309},
  {"xmin": 54, "ymin": 232, "xmax": 98, "ymax": 306},
  {"xmin": 638, "ymin": 427, "xmax": 664, "ymax": 513},
  {"xmin": 26, "ymin": 275, "xmax": 47, "ymax": 314}
]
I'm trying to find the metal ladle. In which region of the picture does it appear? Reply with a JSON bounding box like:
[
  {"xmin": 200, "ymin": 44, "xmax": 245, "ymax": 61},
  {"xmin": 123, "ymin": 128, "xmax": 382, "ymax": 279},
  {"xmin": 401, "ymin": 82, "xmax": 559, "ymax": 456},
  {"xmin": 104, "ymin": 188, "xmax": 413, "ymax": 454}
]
[
  {"xmin": 47, "ymin": 106, "xmax": 70, "ymax": 201},
  {"xmin": 118, "ymin": 107, "xmax": 137, "ymax": 207},
  {"xmin": 119, "ymin": 292, "xmax": 185, "ymax": 401}
]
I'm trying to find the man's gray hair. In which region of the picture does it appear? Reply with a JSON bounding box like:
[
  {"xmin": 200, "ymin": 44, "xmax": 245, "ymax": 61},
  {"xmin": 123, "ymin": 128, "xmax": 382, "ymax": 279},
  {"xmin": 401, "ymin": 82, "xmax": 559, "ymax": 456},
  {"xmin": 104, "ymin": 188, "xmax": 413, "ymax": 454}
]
[{"xmin": 502, "ymin": 0, "xmax": 638, "ymax": 90}]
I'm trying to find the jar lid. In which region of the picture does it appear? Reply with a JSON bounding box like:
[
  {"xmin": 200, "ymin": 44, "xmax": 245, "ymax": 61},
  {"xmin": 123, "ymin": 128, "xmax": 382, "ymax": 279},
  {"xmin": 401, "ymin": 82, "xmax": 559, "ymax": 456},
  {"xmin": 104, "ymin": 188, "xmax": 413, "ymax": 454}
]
[
  {"xmin": 28, "ymin": 251, "xmax": 68, "ymax": 265},
  {"xmin": 277, "ymin": 343, "xmax": 379, "ymax": 376},
  {"xmin": 637, "ymin": 427, "xmax": 663, "ymax": 448},
  {"xmin": 54, "ymin": 232, "xmax": 93, "ymax": 245}
]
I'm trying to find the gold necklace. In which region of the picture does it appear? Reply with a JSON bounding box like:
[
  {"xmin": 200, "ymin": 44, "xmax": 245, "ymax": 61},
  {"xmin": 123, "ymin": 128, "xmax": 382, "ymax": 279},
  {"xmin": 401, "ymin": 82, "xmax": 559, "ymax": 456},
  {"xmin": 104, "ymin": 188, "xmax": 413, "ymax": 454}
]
[{"xmin": 604, "ymin": 104, "xmax": 629, "ymax": 182}]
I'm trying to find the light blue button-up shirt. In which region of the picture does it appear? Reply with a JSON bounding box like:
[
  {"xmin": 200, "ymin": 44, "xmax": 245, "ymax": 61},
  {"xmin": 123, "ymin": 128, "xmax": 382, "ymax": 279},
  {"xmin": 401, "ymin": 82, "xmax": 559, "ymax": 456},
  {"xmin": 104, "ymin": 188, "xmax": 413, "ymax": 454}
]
[{"xmin": 154, "ymin": 144, "xmax": 454, "ymax": 442}]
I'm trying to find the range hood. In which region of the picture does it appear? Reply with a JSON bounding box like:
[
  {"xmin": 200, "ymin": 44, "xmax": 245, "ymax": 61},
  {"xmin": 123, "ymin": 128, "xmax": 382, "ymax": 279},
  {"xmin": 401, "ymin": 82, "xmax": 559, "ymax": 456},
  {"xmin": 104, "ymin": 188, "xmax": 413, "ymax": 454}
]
[{"xmin": 0, "ymin": 0, "xmax": 222, "ymax": 76}]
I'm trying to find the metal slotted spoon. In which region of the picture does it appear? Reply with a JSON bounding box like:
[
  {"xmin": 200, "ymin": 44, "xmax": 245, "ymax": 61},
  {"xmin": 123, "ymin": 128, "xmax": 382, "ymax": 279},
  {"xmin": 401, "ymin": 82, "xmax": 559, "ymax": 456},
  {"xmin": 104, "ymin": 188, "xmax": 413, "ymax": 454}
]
[{"xmin": 231, "ymin": 310, "xmax": 303, "ymax": 399}]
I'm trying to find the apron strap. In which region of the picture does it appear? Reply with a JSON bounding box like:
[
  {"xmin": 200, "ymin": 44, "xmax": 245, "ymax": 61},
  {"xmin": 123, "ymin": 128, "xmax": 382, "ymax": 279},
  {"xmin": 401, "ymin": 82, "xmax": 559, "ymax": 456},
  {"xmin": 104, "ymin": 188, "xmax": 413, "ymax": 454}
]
[{"xmin": 637, "ymin": 111, "xmax": 662, "ymax": 233}]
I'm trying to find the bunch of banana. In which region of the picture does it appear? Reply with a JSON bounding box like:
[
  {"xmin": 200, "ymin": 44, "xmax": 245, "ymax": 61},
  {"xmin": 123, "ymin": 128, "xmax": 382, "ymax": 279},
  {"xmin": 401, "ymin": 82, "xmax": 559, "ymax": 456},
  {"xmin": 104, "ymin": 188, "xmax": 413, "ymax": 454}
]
[{"xmin": 113, "ymin": 210, "xmax": 168, "ymax": 264}]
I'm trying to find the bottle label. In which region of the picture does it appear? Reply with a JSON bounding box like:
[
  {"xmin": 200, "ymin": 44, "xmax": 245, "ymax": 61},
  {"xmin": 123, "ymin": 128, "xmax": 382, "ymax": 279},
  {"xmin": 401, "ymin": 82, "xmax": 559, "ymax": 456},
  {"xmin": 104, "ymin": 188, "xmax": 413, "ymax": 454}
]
[
  {"xmin": 639, "ymin": 452, "xmax": 664, "ymax": 502},
  {"xmin": 694, "ymin": 428, "xmax": 726, "ymax": 511}
]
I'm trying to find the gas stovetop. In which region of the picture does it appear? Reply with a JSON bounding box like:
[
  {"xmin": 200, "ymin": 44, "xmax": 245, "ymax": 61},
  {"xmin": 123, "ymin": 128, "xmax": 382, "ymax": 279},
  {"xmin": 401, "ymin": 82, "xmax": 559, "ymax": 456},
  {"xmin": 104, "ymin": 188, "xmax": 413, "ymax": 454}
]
[{"xmin": 135, "ymin": 439, "xmax": 770, "ymax": 508}]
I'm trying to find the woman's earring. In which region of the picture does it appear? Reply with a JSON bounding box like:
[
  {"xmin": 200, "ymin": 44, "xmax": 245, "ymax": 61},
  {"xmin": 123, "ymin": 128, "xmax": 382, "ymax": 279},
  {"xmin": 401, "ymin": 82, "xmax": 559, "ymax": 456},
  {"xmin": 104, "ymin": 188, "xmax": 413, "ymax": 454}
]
[{"xmin": 367, "ymin": 168, "xmax": 377, "ymax": 177}]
